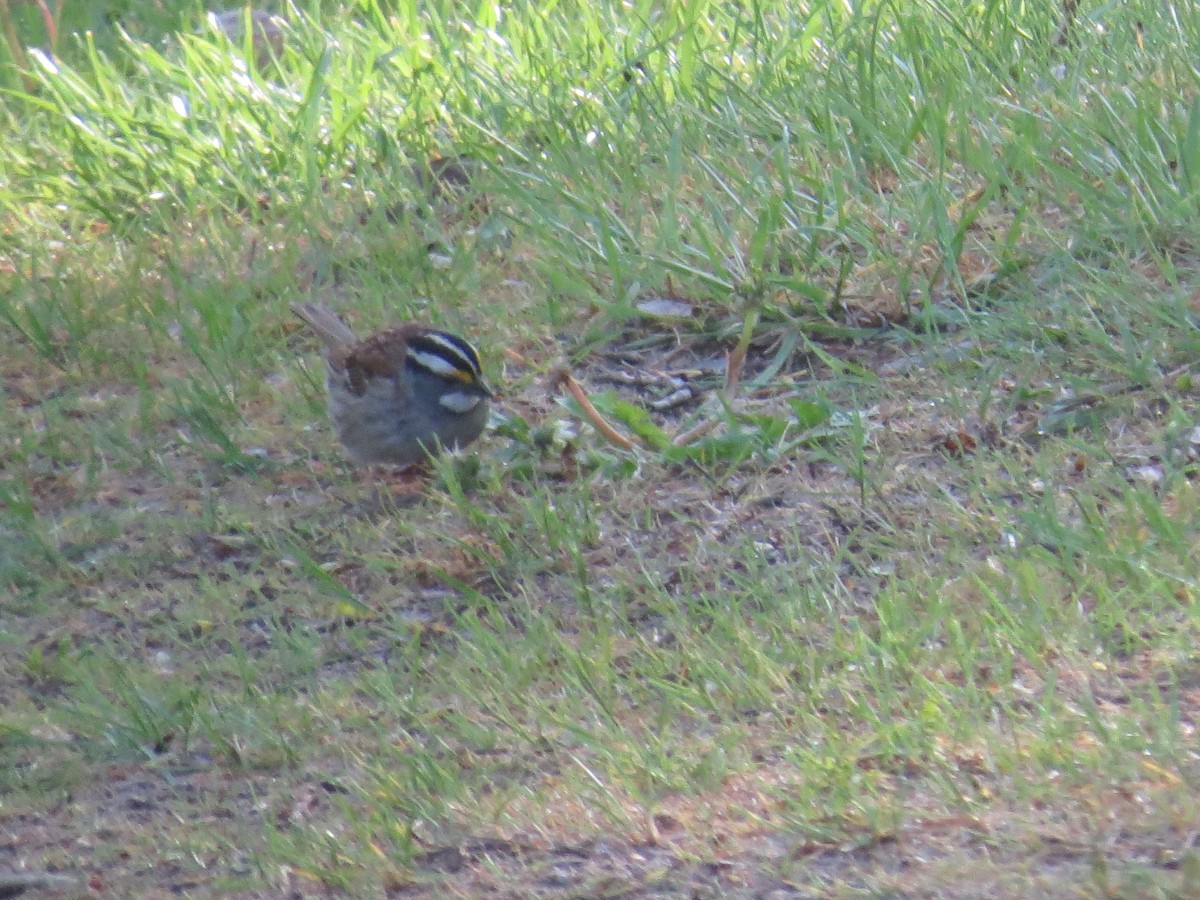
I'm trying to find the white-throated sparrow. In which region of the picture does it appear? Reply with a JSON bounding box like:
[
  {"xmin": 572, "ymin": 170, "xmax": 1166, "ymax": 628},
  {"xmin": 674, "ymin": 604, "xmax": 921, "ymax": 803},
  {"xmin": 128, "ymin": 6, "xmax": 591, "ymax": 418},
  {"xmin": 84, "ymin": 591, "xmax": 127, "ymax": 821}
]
[{"xmin": 292, "ymin": 302, "xmax": 492, "ymax": 467}]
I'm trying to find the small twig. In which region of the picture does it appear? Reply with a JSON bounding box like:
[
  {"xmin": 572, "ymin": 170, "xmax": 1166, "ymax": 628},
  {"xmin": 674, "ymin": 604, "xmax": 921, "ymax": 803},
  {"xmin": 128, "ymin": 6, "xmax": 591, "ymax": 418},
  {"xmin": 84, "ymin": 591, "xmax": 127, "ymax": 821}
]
[
  {"xmin": 599, "ymin": 369, "xmax": 683, "ymax": 389},
  {"xmin": 724, "ymin": 345, "xmax": 745, "ymax": 400},
  {"xmin": 32, "ymin": 0, "xmax": 57, "ymax": 52},
  {"xmin": 649, "ymin": 386, "xmax": 694, "ymax": 411},
  {"xmin": 724, "ymin": 305, "xmax": 760, "ymax": 402},
  {"xmin": 671, "ymin": 416, "xmax": 719, "ymax": 447},
  {"xmin": 552, "ymin": 368, "xmax": 636, "ymax": 451},
  {"xmin": 244, "ymin": 235, "xmax": 259, "ymax": 276}
]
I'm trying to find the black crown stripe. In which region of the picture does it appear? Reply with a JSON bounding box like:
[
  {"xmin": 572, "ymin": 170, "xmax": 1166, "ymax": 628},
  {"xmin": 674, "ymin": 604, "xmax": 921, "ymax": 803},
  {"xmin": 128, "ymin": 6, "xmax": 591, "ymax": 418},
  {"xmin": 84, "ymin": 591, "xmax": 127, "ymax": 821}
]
[{"xmin": 407, "ymin": 331, "xmax": 482, "ymax": 377}]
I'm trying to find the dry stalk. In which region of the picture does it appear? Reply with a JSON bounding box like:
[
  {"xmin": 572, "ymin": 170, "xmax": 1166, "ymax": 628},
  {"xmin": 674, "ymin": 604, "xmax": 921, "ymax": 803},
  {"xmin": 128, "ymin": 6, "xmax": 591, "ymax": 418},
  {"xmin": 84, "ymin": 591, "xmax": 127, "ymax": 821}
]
[{"xmin": 552, "ymin": 368, "xmax": 636, "ymax": 451}]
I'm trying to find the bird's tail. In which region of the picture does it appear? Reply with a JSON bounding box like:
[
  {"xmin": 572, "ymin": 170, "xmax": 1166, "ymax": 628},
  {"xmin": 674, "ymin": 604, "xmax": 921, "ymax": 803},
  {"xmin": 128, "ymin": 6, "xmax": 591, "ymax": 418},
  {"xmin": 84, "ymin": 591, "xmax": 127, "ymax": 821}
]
[{"xmin": 292, "ymin": 302, "xmax": 358, "ymax": 350}]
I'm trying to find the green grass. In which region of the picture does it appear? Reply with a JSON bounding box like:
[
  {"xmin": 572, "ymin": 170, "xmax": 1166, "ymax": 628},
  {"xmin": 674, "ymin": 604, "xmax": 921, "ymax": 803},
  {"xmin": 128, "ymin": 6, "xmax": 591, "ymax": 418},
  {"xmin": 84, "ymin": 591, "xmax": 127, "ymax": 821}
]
[{"xmin": 3, "ymin": 0, "xmax": 1200, "ymax": 896}]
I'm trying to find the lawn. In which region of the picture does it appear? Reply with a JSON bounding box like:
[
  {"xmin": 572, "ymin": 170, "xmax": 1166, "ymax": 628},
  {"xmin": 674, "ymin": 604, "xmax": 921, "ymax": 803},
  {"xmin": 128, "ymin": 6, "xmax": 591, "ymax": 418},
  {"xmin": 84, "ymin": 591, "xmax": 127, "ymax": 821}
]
[{"xmin": 2, "ymin": 1, "xmax": 1199, "ymax": 896}]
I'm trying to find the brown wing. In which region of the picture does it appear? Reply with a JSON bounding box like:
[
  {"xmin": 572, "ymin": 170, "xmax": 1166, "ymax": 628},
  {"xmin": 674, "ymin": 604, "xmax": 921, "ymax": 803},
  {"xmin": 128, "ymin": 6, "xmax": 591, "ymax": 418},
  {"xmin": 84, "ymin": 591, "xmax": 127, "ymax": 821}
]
[{"xmin": 340, "ymin": 324, "xmax": 426, "ymax": 398}]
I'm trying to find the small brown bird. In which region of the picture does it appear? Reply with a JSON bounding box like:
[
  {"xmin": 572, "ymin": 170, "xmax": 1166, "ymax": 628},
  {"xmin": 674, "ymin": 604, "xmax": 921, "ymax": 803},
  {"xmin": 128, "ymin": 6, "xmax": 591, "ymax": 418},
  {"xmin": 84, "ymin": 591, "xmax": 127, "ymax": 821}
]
[{"xmin": 292, "ymin": 302, "xmax": 491, "ymax": 467}]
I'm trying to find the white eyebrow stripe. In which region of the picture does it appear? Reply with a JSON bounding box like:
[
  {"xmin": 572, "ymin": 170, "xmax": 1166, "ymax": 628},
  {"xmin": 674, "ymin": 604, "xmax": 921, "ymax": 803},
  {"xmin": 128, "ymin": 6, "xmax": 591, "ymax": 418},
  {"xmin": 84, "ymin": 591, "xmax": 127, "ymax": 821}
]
[
  {"xmin": 407, "ymin": 348, "xmax": 463, "ymax": 378},
  {"xmin": 438, "ymin": 391, "xmax": 484, "ymax": 413},
  {"xmin": 420, "ymin": 332, "xmax": 480, "ymax": 373}
]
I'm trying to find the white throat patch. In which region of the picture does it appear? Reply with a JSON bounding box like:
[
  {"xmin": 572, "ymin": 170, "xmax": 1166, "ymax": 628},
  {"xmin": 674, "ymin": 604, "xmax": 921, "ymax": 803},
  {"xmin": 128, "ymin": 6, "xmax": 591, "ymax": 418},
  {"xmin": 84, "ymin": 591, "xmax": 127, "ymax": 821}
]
[{"xmin": 438, "ymin": 391, "xmax": 484, "ymax": 413}]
